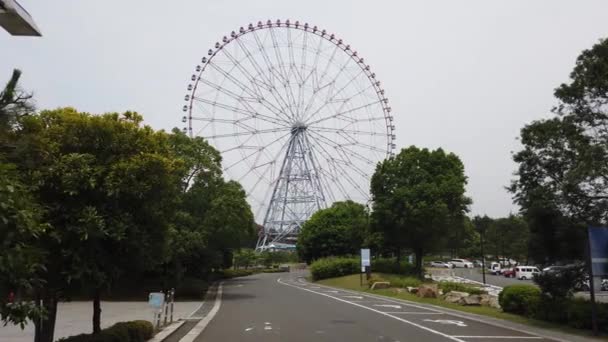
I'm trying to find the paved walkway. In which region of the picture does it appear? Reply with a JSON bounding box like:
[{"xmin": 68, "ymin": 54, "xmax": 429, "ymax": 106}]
[{"xmin": 0, "ymin": 301, "xmax": 201, "ymax": 342}]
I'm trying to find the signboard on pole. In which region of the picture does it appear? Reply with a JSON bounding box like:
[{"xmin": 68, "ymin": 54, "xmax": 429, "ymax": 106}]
[
  {"xmin": 589, "ymin": 227, "xmax": 608, "ymax": 276},
  {"xmin": 361, "ymin": 248, "xmax": 370, "ymax": 272},
  {"xmin": 148, "ymin": 292, "xmax": 165, "ymax": 309}
]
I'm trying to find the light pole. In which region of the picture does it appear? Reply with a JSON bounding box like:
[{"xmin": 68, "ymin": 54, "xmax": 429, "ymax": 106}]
[
  {"xmin": 474, "ymin": 215, "xmax": 491, "ymax": 285},
  {"xmin": 0, "ymin": 0, "xmax": 42, "ymax": 36}
]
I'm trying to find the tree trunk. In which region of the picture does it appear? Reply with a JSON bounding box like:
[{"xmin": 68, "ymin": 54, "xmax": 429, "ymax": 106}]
[
  {"xmin": 34, "ymin": 292, "xmax": 58, "ymax": 342},
  {"xmin": 93, "ymin": 288, "xmax": 102, "ymax": 334},
  {"xmin": 415, "ymin": 247, "xmax": 424, "ymax": 280}
]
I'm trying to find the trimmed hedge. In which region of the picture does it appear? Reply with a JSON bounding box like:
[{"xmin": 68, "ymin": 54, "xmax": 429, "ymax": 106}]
[
  {"xmin": 498, "ymin": 284, "xmax": 540, "ymax": 316},
  {"xmin": 221, "ymin": 269, "xmax": 254, "ymax": 278},
  {"xmin": 310, "ymin": 257, "xmax": 359, "ymax": 280},
  {"xmin": 58, "ymin": 320, "xmax": 154, "ymax": 342},
  {"xmin": 439, "ymin": 282, "xmax": 486, "ymax": 295},
  {"xmin": 384, "ymin": 276, "xmax": 422, "ymax": 289},
  {"xmin": 373, "ymin": 258, "xmax": 417, "ymax": 275}
]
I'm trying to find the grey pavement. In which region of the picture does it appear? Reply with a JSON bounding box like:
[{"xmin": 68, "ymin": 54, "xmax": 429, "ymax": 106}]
[
  {"xmin": 193, "ymin": 271, "xmax": 574, "ymax": 342},
  {"xmin": 0, "ymin": 301, "xmax": 201, "ymax": 342}
]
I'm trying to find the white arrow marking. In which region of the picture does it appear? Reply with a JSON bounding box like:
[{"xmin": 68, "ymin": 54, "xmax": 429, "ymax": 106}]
[
  {"xmin": 424, "ymin": 319, "xmax": 467, "ymax": 327},
  {"xmin": 343, "ymin": 295, "xmax": 364, "ymax": 299},
  {"xmin": 373, "ymin": 304, "xmax": 402, "ymax": 309},
  {"xmin": 264, "ymin": 326, "xmax": 272, "ymax": 330}
]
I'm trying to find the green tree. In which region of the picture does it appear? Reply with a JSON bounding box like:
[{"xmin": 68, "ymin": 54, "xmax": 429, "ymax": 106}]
[
  {"xmin": 297, "ymin": 201, "xmax": 368, "ymax": 263},
  {"xmin": 234, "ymin": 249, "xmax": 257, "ymax": 269},
  {"xmin": 11, "ymin": 108, "xmax": 184, "ymax": 341},
  {"xmin": 511, "ymin": 38, "xmax": 608, "ymax": 262},
  {"xmin": 370, "ymin": 146, "xmax": 470, "ymax": 278}
]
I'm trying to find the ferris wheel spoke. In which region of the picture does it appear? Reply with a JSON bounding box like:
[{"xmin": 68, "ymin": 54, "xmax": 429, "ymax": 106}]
[
  {"xmin": 303, "ymin": 68, "xmax": 368, "ymax": 123},
  {"xmin": 307, "ymin": 99, "xmax": 383, "ymax": 126},
  {"xmin": 207, "ymin": 127, "xmax": 289, "ymax": 139},
  {"xmin": 192, "ymin": 90, "xmax": 288, "ymax": 127},
  {"xmin": 309, "ymin": 126, "xmax": 388, "ymax": 137},
  {"xmin": 250, "ymin": 29, "xmax": 297, "ymax": 119},
  {"xmin": 308, "ymin": 129, "xmax": 376, "ymax": 166},
  {"xmin": 306, "ymin": 132, "xmax": 368, "ymax": 198},
  {"xmin": 269, "ymin": 27, "xmax": 300, "ymax": 119},
  {"xmin": 224, "ymin": 131, "xmax": 291, "ymax": 171},
  {"xmin": 204, "ymin": 63, "xmax": 294, "ymax": 123}
]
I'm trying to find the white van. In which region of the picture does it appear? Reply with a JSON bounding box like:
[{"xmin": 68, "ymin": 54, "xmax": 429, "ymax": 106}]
[
  {"xmin": 488, "ymin": 262, "xmax": 502, "ymax": 275},
  {"xmin": 515, "ymin": 266, "xmax": 540, "ymax": 280}
]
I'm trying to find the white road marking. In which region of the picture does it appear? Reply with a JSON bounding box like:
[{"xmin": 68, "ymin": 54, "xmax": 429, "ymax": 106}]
[
  {"xmin": 342, "ymin": 295, "xmax": 364, "ymax": 299},
  {"xmin": 245, "ymin": 327, "xmax": 254, "ymax": 332},
  {"xmin": 265, "ymin": 322, "xmax": 271, "ymax": 325},
  {"xmin": 424, "ymin": 319, "xmax": 467, "ymax": 327},
  {"xmin": 324, "ymin": 290, "xmax": 339, "ymax": 293},
  {"xmin": 452, "ymin": 337, "xmax": 542, "ymax": 339},
  {"xmin": 383, "ymin": 312, "xmax": 442, "ymax": 315},
  {"xmin": 264, "ymin": 326, "xmax": 272, "ymax": 330},
  {"xmin": 180, "ymin": 283, "xmax": 224, "ymax": 342},
  {"xmin": 278, "ymin": 278, "xmax": 466, "ymax": 342},
  {"xmin": 373, "ymin": 304, "xmax": 402, "ymax": 309}
]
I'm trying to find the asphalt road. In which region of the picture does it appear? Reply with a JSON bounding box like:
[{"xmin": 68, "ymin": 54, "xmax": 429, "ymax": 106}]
[{"xmin": 193, "ymin": 271, "xmax": 556, "ymax": 342}]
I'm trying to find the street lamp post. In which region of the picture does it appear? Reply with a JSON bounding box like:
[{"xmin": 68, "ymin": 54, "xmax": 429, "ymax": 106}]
[{"xmin": 480, "ymin": 228, "xmax": 486, "ymax": 285}]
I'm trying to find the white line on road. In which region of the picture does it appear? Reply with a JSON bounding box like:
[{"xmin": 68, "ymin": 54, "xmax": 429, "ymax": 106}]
[
  {"xmin": 278, "ymin": 278, "xmax": 466, "ymax": 342},
  {"xmin": 383, "ymin": 312, "xmax": 442, "ymax": 315},
  {"xmin": 452, "ymin": 337, "xmax": 542, "ymax": 339},
  {"xmin": 373, "ymin": 304, "xmax": 402, "ymax": 309},
  {"xmin": 245, "ymin": 327, "xmax": 254, "ymax": 332},
  {"xmin": 342, "ymin": 295, "xmax": 364, "ymax": 299},
  {"xmin": 180, "ymin": 282, "xmax": 224, "ymax": 342}
]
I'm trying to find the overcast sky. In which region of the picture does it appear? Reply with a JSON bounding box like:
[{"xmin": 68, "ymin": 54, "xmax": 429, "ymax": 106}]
[{"xmin": 2, "ymin": 0, "xmax": 607, "ymax": 218}]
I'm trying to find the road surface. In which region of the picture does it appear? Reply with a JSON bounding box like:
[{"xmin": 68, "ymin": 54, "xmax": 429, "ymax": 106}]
[
  {"xmin": 193, "ymin": 271, "xmax": 558, "ymax": 342},
  {"xmin": 452, "ymin": 268, "xmax": 529, "ymax": 288}
]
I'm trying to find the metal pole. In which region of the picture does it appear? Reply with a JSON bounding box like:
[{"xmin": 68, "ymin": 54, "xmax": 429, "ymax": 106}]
[
  {"xmin": 170, "ymin": 288, "xmax": 175, "ymax": 323},
  {"xmin": 587, "ymin": 228, "xmax": 599, "ymax": 336}
]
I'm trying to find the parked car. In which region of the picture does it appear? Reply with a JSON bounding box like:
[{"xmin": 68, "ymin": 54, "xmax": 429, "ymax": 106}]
[
  {"xmin": 449, "ymin": 259, "xmax": 474, "ymax": 268},
  {"xmin": 502, "ymin": 268, "xmax": 516, "ymax": 278},
  {"xmin": 473, "ymin": 260, "xmax": 484, "ymax": 267},
  {"xmin": 488, "ymin": 262, "xmax": 502, "ymax": 275},
  {"xmin": 515, "ymin": 266, "xmax": 541, "ymax": 280},
  {"xmin": 542, "ymin": 265, "xmax": 565, "ymax": 274},
  {"xmin": 602, "ymin": 278, "xmax": 608, "ymax": 291},
  {"xmin": 430, "ymin": 261, "xmax": 453, "ymax": 268}
]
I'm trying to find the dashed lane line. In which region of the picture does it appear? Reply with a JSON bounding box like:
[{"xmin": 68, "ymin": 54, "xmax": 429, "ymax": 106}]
[{"xmin": 278, "ymin": 277, "xmax": 466, "ymax": 342}]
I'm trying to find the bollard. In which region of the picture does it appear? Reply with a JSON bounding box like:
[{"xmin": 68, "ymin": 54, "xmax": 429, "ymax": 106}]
[{"xmin": 170, "ymin": 288, "xmax": 175, "ymax": 323}]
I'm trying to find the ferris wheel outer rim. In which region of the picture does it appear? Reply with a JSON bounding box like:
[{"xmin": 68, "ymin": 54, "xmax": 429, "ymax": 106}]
[{"xmin": 182, "ymin": 19, "xmax": 396, "ymax": 159}]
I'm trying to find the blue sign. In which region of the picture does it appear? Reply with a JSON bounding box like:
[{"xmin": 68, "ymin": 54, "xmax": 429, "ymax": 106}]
[
  {"xmin": 361, "ymin": 248, "xmax": 370, "ymax": 272},
  {"xmin": 589, "ymin": 227, "xmax": 608, "ymax": 276},
  {"xmin": 148, "ymin": 292, "xmax": 165, "ymax": 309}
]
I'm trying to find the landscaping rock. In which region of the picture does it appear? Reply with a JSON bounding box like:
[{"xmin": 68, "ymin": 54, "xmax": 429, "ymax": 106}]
[
  {"xmin": 371, "ymin": 282, "xmax": 390, "ymax": 290},
  {"xmin": 463, "ymin": 294, "xmax": 482, "ymax": 306},
  {"xmin": 488, "ymin": 296, "xmax": 500, "ymax": 308},
  {"xmin": 406, "ymin": 287, "xmax": 418, "ymax": 294},
  {"xmin": 417, "ymin": 284, "xmax": 439, "ymax": 298},
  {"xmin": 443, "ymin": 291, "xmax": 469, "ymax": 304}
]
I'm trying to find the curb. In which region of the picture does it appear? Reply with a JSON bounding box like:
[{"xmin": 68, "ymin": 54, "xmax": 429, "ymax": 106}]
[{"xmin": 149, "ymin": 321, "xmax": 186, "ymax": 342}]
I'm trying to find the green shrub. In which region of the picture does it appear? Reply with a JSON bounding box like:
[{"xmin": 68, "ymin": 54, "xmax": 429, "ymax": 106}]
[
  {"xmin": 498, "ymin": 284, "xmax": 541, "ymax": 316},
  {"xmin": 221, "ymin": 269, "xmax": 254, "ymax": 278},
  {"xmin": 58, "ymin": 320, "xmax": 154, "ymax": 342},
  {"xmin": 310, "ymin": 257, "xmax": 359, "ymax": 280},
  {"xmin": 385, "ymin": 276, "xmax": 422, "ymax": 288},
  {"xmin": 564, "ymin": 298, "xmax": 608, "ymax": 332},
  {"xmin": 439, "ymin": 282, "xmax": 486, "ymax": 295},
  {"xmin": 373, "ymin": 258, "xmax": 417, "ymax": 275}
]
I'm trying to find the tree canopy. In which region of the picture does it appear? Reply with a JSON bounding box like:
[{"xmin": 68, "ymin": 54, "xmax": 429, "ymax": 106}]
[
  {"xmin": 370, "ymin": 146, "xmax": 470, "ymax": 277},
  {"xmin": 297, "ymin": 200, "xmax": 368, "ymax": 263}
]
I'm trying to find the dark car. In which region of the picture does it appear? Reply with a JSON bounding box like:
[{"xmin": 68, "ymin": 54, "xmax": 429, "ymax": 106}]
[{"xmin": 503, "ymin": 268, "xmax": 516, "ymax": 278}]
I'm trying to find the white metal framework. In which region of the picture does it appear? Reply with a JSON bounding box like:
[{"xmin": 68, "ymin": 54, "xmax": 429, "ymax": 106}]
[{"xmin": 181, "ymin": 19, "xmax": 395, "ymax": 250}]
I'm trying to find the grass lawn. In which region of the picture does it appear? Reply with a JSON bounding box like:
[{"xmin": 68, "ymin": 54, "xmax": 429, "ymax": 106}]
[{"xmin": 317, "ymin": 273, "xmax": 606, "ymax": 339}]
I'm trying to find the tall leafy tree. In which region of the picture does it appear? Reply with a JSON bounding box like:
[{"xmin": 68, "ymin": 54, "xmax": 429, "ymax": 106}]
[
  {"xmin": 511, "ymin": 38, "xmax": 608, "ymax": 261},
  {"xmin": 12, "ymin": 108, "xmax": 184, "ymax": 341},
  {"xmin": 297, "ymin": 200, "xmax": 368, "ymax": 263},
  {"xmin": 370, "ymin": 146, "xmax": 470, "ymax": 278}
]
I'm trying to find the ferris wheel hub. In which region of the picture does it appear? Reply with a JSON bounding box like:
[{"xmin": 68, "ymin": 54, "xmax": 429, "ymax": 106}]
[{"xmin": 290, "ymin": 121, "xmax": 307, "ymax": 134}]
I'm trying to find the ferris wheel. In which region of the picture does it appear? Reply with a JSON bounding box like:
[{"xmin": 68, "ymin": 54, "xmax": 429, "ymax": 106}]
[{"xmin": 181, "ymin": 19, "xmax": 395, "ymax": 250}]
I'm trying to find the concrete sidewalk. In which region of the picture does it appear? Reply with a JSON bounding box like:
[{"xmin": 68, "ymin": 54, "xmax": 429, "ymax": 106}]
[{"xmin": 0, "ymin": 301, "xmax": 201, "ymax": 342}]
